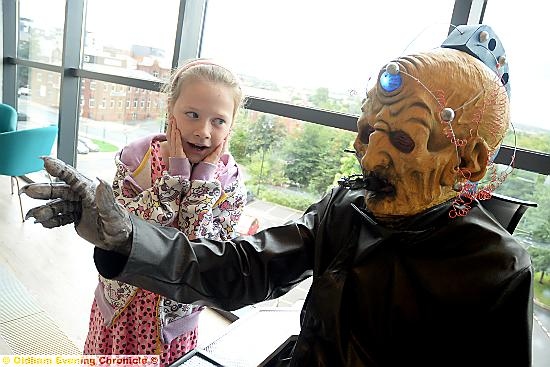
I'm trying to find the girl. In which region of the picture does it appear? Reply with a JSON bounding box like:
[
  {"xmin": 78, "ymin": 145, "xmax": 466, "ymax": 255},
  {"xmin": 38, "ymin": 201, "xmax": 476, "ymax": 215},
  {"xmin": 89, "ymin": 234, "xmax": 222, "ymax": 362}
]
[{"xmin": 83, "ymin": 59, "xmax": 247, "ymax": 366}]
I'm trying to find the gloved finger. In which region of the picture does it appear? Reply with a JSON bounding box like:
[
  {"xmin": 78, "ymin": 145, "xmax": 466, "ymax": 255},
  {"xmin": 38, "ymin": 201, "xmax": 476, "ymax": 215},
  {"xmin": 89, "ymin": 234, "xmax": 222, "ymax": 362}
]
[
  {"xmin": 25, "ymin": 199, "xmax": 80, "ymax": 222},
  {"xmin": 42, "ymin": 156, "xmax": 96, "ymax": 205},
  {"xmin": 20, "ymin": 182, "xmax": 80, "ymax": 201},
  {"xmin": 38, "ymin": 213, "xmax": 77, "ymax": 228},
  {"xmin": 96, "ymin": 179, "xmax": 132, "ymax": 244}
]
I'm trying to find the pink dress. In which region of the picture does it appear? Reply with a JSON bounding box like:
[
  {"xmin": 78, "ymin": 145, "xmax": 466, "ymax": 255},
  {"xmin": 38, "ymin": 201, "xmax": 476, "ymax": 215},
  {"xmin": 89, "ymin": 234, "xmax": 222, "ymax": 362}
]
[{"xmin": 84, "ymin": 137, "xmax": 246, "ymax": 366}]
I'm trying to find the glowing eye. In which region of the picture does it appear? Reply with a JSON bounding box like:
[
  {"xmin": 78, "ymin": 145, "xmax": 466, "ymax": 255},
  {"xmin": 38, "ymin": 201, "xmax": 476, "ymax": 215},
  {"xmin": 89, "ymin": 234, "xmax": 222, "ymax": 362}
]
[
  {"xmin": 389, "ymin": 130, "xmax": 415, "ymax": 153},
  {"xmin": 379, "ymin": 71, "xmax": 402, "ymax": 92}
]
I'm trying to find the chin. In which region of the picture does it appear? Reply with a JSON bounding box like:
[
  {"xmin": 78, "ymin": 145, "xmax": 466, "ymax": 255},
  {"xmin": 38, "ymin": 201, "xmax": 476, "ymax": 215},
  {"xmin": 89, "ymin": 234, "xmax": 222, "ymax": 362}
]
[{"xmin": 186, "ymin": 155, "xmax": 203, "ymax": 164}]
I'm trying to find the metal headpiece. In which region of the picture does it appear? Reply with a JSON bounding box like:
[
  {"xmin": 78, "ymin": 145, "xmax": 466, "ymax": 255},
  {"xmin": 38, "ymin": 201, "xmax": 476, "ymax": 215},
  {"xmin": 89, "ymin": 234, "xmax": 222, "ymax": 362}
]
[{"xmin": 441, "ymin": 24, "xmax": 510, "ymax": 98}]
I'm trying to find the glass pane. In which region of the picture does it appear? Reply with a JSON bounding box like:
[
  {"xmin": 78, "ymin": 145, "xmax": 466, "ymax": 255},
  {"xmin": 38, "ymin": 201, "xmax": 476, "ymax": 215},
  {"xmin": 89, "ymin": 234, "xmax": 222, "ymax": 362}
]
[
  {"xmin": 202, "ymin": 0, "xmax": 455, "ymax": 114},
  {"xmin": 16, "ymin": 65, "xmax": 60, "ymax": 130},
  {"xmin": 76, "ymin": 79, "xmax": 167, "ymax": 182},
  {"xmin": 18, "ymin": 0, "xmax": 65, "ymax": 65},
  {"xmin": 83, "ymin": 0, "xmax": 179, "ymax": 79},
  {"xmin": 484, "ymin": 3, "xmax": 550, "ymax": 154},
  {"xmin": 230, "ymin": 109, "xmax": 359, "ymax": 234}
]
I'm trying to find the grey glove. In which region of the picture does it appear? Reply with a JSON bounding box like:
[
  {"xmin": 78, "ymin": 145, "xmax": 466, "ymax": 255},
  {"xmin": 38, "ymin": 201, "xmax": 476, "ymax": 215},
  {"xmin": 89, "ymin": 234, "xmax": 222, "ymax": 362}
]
[{"xmin": 21, "ymin": 157, "xmax": 132, "ymax": 255}]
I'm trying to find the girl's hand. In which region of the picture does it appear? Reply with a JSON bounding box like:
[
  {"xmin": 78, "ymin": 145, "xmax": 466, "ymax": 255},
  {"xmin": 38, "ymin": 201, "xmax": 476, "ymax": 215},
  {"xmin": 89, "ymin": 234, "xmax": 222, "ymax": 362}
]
[
  {"xmin": 203, "ymin": 137, "xmax": 227, "ymax": 165},
  {"xmin": 168, "ymin": 118, "xmax": 186, "ymax": 158}
]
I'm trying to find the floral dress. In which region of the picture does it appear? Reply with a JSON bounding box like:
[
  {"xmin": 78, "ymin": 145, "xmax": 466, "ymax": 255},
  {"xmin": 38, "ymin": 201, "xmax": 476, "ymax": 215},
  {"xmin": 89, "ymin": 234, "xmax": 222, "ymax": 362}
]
[{"xmin": 83, "ymin": 134, "xmax": 246, "ymax": 366}]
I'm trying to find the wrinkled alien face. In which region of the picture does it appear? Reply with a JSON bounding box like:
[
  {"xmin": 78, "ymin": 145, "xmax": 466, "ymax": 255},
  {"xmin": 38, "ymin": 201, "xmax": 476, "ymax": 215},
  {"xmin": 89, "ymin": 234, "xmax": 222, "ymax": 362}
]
[{"xmin": 353, "ymin": 70, "xmax": 459, "ymax": 218}]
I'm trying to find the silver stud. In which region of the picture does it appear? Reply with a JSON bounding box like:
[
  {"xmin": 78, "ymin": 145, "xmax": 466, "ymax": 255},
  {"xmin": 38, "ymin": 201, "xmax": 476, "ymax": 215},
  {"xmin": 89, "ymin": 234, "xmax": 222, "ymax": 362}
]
[
  {"xmin": 440, "ymin": 108, "xmax": 455, "ymax": 122},
  {"xmin": 386, "ymin": 62, "xmax": 400, "ymax": 75},
  {"xmin": 479, "ymin": 30, "xmax": 490, "ymax": 43},
  {"xmin": 498, "ymin": 55, "xmax": 506, "ymax": 66},
  {"xmin": 452, "ymin": 181, "xmax": 464, "ymax": 192}
]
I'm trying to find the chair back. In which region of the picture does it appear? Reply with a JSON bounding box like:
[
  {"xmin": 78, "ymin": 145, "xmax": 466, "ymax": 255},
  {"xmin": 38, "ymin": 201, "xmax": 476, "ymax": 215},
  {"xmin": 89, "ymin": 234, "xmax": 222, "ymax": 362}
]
[
  {"xmin": 479, "ymin": 193, "xmax": 538, "ymax": 234},
  {"xmin": 0, "ymin": 125, "xmax": 58, "ymax": 177},
  {"xmin": 0, "ymin": 103, "xmax": 17, "ymax": 133}
]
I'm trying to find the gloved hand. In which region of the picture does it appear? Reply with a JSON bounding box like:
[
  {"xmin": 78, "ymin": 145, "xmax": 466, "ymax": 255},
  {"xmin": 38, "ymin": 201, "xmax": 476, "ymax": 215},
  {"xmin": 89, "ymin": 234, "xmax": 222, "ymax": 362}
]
[{"xmin": 20, "ymin": 157, "xmax": 132, "ymax": 255}]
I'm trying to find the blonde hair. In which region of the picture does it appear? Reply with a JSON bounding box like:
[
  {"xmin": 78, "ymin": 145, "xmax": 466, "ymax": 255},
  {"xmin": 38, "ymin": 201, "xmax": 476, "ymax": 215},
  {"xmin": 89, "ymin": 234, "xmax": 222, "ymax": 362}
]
[{"xmin": 164, "ymin": 59, "xmax": 243, "ymax": 119}]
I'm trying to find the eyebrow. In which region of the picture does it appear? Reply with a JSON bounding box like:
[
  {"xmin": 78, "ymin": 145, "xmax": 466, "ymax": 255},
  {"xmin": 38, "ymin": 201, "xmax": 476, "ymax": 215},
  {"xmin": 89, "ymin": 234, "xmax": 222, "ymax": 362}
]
[{"xmin": 390, "ymin": 101, "xmax": 432, "ymax": 129}]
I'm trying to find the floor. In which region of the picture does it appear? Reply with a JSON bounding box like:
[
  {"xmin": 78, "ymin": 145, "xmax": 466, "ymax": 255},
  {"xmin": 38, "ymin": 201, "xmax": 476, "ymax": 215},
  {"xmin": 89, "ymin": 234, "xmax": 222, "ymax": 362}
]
[{"xmin": 0, "ymin": 173, "xmax": 310, "ymax": 355}]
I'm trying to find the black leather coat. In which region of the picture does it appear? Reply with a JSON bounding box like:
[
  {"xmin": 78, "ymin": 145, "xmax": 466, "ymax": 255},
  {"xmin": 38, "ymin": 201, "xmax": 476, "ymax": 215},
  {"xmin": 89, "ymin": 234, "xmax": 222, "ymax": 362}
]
[{"xmin": 96, "ymin": 186, "xmax": 533, "ymax": 366}]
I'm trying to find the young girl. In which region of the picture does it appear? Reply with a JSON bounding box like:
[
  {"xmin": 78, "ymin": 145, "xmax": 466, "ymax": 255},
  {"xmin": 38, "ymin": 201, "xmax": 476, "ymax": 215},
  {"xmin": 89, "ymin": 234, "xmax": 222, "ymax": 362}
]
[{"xmin": 83, "ymin": 59, "xmax": 247, "ymax": 366}]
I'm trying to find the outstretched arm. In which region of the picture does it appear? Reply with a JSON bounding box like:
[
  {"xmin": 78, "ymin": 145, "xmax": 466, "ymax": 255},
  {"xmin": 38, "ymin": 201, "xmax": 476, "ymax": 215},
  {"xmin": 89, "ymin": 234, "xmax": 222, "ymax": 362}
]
[
  {"xmin": 21, "ymin": 157, "xmax": 319, "ymax": 308},
  {"xmin": 21, "ymin": 157, "xmax": 132, "ymax": 255}
]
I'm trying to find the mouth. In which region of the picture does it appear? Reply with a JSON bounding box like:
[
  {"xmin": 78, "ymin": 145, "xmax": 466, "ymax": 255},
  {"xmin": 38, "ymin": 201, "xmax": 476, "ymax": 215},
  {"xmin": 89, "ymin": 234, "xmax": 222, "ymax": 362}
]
[
  {"xmin": 338, "ymin": 172, "xmax": 396, "ymax": 198},
  {"xmin": 363, "ymin": 172, "xmax": 395, "ymax": 198},
  {"xmin": 186, "ymin": 142, "xmax": 210, "ymax": 152}
]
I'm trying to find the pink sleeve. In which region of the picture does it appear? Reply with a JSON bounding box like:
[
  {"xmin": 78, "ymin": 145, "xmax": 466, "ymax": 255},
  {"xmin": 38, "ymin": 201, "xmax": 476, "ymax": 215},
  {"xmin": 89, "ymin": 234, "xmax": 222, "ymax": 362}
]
[
  {"xmin": 168, "ymin": 157, "xmax": 192, "ymax": 178},
  {"xmin": 190, "ymin": 162, "xmax": 217, "ymax": 181}
]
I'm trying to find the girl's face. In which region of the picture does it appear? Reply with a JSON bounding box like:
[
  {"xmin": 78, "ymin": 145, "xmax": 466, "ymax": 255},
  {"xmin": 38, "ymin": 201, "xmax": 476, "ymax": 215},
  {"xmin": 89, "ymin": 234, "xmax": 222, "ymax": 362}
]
[{"xmin": 169, "ymin": 79, "xmax": 235, "ymax": 164}]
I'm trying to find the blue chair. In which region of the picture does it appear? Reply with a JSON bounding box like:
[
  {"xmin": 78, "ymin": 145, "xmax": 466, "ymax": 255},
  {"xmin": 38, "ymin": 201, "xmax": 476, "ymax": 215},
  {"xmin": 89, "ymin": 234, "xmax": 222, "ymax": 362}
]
[
  {"xmin": 0, "ymin": 124, "xmax": 59, "ymax": 221},
  {"xmin": 0, "ymin": 103, "xmax": 17, "ymax": 133}
]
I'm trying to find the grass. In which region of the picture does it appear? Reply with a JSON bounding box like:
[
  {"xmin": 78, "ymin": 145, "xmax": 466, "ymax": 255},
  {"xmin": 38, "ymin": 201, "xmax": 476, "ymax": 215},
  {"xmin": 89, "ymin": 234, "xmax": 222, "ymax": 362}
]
[
  {"xmin": 534, "ymin": 272, "xmax": 550, "ymax": 306},
  {"xmin": 92, "ymin": 139, "xmax": 119, "ymax": 152}
]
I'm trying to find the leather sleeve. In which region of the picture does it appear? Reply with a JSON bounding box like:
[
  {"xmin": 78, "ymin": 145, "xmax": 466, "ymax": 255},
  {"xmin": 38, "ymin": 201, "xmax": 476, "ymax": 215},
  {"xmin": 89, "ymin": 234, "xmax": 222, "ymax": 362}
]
[{"xmin": 94, "ymin": 194, "xmax": 330, "ymax": 310}]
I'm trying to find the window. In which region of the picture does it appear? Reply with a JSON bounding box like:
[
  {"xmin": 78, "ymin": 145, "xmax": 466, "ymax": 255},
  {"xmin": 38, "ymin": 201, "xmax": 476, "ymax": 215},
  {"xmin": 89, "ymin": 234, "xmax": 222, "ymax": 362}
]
[
  {"xmin": 483, "ymin": 3, "xmax": 550, "ymax": 255},
  {"xmin": 82, "ymin": 0, "xmax": 179, "ymax": 80},
  {"xmin": 202, "ymin": 0, "xmax": 455, "ymax": 114},
  {"xmin": 230, "ymin": 109, "xmax": 358, "ymax": 211},
  {"xmin": 483, "ymin": 3, "xmax": 550, "ymax": 156},
  {"xmin": 18, "ymin": 0, "xmax": 65, "ymax": 65},
  {"xmin": 16, "ymin": 65, "xmax": 60, "ymax": 130},
  {"xmin": 77, "ymin": 79, "xmax": 166, "ymax": 181}
]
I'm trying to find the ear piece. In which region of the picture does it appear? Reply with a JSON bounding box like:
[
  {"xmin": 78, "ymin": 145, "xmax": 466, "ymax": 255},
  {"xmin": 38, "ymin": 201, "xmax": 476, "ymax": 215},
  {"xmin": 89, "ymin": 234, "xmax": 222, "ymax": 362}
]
[{"xmin": 459, "ymin": 137, "xmax": 489, "ymax": 183}]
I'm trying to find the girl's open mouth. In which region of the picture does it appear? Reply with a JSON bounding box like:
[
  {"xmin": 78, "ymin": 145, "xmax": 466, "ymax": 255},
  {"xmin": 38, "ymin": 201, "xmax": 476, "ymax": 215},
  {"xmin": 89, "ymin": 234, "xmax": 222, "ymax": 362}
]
[{"xmin": 187, "ymin": 142, "xmax": 209, "ymax": 152}]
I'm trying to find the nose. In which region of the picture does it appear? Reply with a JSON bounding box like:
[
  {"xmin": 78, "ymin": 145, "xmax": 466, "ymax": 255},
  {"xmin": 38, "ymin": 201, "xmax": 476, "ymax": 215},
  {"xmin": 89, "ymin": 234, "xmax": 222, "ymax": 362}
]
[
  {"xmin": 193, "ymin": 120, "xmax": 211, "ymax": 140},
  {"xmin": 361, "ymin": 144, "xmax": 391, "ymax": 172}
]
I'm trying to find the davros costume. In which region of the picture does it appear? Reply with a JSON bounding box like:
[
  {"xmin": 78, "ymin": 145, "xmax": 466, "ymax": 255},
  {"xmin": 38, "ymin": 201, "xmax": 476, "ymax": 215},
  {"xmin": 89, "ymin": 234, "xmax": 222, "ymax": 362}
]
[{"xmin": 95, "ymin": 186, "xmax": 532, "ymax": 366}]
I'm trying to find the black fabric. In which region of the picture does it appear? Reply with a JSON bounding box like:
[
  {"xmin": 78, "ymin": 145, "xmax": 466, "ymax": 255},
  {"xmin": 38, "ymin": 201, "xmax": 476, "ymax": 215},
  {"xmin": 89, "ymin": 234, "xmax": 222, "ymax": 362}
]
[{"xmin": 95, "ymin": 186, "xmax": 533, "ymax": 366}]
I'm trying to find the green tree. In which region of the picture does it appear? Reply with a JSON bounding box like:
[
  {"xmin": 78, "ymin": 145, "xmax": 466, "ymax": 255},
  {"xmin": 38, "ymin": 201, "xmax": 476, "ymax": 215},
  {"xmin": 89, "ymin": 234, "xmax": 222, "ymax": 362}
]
[
  {"xmin": 503, "ymin": 129, "xmax": 550, "ymax": 153},
  {"xmin": 528, "ymin": 246, "xmax": 550, "ymax": 283},
  {"xmin": 284, "ymin": 122, "xmax": 354, "ymax": 194},
  {"xmin": 309, "ymin": 87, "xmax": 338, "ymax": 111},
  {"xmin": 332, "ymin": 142, "xmax": 362, "ymax": 186},
  {"xmin": 229, "ymin": 111, "xmax": 286, "ymax": 164},
  {"xmin": 228, "ymin": 111, "xmax": 254, "ymax": 163},
  {"xmin": 521, "ymin": 182, "xmax": 550, "ymax": 243}
]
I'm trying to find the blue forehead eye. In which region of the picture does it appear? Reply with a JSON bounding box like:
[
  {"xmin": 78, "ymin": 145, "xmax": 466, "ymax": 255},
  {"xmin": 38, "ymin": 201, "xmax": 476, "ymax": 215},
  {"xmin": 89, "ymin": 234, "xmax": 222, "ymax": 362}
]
[{"xmin": 379, "ymin": 71, "xmax": 402, "ymax": 92}]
